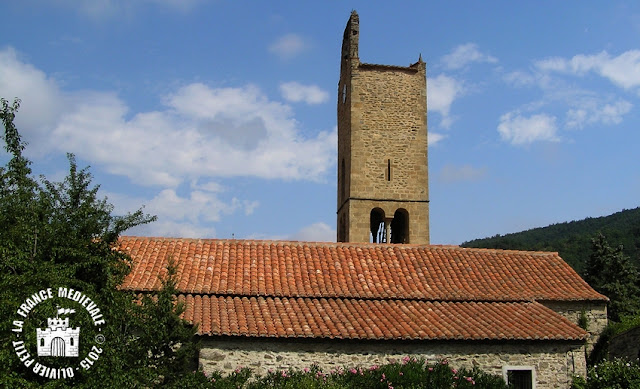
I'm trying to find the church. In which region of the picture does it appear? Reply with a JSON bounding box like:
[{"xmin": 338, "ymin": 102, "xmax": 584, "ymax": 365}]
[{"xmin": 118, "ymin": 11, "xmax": 608, "ymax": 388}]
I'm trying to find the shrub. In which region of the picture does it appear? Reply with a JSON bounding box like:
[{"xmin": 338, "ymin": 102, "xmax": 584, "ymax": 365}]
[
  {"xmin": 210, "ymin": 358, "xmax": 508, "ymax": 389},
  {"xmin": 572, "ymin": 359, "xmax": 640, "ymax": 389}
]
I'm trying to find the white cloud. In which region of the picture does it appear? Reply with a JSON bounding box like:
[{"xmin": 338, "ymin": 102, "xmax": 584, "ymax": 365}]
[
  {"xmin": 0, "ymin": 47, "xmax": 66, "ymax": 153},
  {"xmin": 536, "ymin": 50, "xmax": 640, "ymax": 90},
  {"xmin": 131, "ymin": 219, "xmax": 216, "ymax": 239},
  {"xmin": 566, "ymin": 99, "xmax": 632, "ymax": 129},
  {"xmin": 427, "ymin": 74, "xmax": 464, "ymax": 128},
  {"xmin": 503, "ymin": 70, "xmax": 537, "ymax": 87},
  {"xmin": 46, "ymin": 82, "xmax": 337, "ymax": 186},
  {"xmin": 289, "ymin": 222, "xmax": 335, "ymax": 242},
  {"xmin": 441, "ymin": 43, "xmax": 498, "ymax": 70},
  {"xmin": 438, "ymin": 164, "xmax": 487, "ymax": 183},
  {"xmin": 428, "ymin": 132, "xmax": 445, "ymax": 146},
  {"xmin": 279, "ymin": 82, "xmax": 329, "ymax": 104},
  {"xmin": 0, "ymin": 47, "xmax": 336, "ymax": 239},
  {"xmin": 498, "ymin": 112, "xmax": 559, "ymax": 145},
  {"xmin": 147, "ymin": 189, "xmax": 229, "ymax": 223},
  {"xmin": 500, "ymin": 52, "xmax": 635, "ymax": 140},
  {"xmin": 103, "ymin": 185, "xmax": 258, "ymax": 239},
  {"xmin": 269, "ymin": 34, "xmax": 308, "ymax": 59}
]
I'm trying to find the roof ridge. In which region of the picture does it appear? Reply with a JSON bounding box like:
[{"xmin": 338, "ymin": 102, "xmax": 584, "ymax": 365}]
[
  {"xmin": 118, "ymin": 236, "xmax": 558, "ymax": 254},
  {"xmin": 118, "ymin": 236, "xmax": 607, "ymax": 302}
]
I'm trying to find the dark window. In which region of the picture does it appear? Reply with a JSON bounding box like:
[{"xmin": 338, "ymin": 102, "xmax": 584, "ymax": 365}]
[
  {"xmin": 507, "ymin": 369, "xmax": 532, "ymax": 389},
  {"xmin": 386, "ymin": 159, "xmax": 391, "ymax": 181},
  {"xmin": 390, "ymin": 209, "xmax": 409, "ymax": 244},
  {"xmin": 370, "ymin": 208, "xmax": 385, "ymax": 243}
]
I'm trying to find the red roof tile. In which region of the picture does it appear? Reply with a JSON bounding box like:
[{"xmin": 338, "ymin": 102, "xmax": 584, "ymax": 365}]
[
  {"xmin": 119, "ymin": 237, "xmax": 606, "ymax": 302},
  {"xmin": 117, "ymin": 237, "xmax": 602, "ymax": 341},
  {"xmin": 179, "ymin": 296, "xmax": 587, "ymax": 341}
]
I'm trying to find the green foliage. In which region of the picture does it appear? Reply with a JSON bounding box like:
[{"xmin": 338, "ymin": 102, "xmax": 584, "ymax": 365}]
[
  {"xmin": 462, "ymin": 208, "xmax": 640, "ymax": 272},
  {"xmin": 134, "ymin": 359, "xmax": 508, "ymax": 389},
  {"xmin": 579, "ymin": 310, "xmax": 590, "ymax": 331},
  {"xmin": 584, "ymin": 233, "xmax": 640, "ymax": 322},
  {"xmin": 0, "ymin": 98, "xmax": 202, "ymax": 387},
  {"xmin": 136, "ymin": 258, "xmax": 201, "ymax": 386},
  {"xmin": 588, "ymin": 316, "xmax": 640, "ymax": 365},
  {"xmin": 462, "ymin": 207, "xmax": 640, "ymax": 324},
  {"xmin": 572, "ymin": 359, "xmax": 640, "ymax": 389},
  {"xmin": 608, "ymin": 315, "xmax": 640, "ymax": 336},
  {"xmin": 242, "ymin": 358, "xmax": 508, "ymax": 389}
]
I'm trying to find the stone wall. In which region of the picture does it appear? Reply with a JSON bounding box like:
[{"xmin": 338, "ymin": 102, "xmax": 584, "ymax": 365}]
[
  {"xmin": 337, "ymin": 11, "xmax": 429, "ymax": 244},
  {"xmin": 200, "ymin": 337, "xmax": 586, "ymax": 388},
  {"xmin": 350, "ymin": 65, "xmax": 428, "ymax": 201},
  {"xmin": 542, "ymin": 301, "xmax": 608, "ymax": 353},
  {"xmin": 343, "ymin": 198, "xmax": 429, "ymax": 244},
  {"xmin": 609, "ymin": 325, "xmax": 640, "ymax": 362}
]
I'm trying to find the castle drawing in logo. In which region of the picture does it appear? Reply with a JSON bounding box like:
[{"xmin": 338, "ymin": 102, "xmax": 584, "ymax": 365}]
[{"xmin": 36, "ymin": 308, "xmax": 79, "ymax": 357}]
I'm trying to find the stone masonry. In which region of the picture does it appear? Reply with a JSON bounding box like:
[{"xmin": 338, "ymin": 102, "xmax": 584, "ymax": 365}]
[
  {"xmin": 200, "ymin": 338, "xmax": 586, "ymax": 389},
  {"xmin": 542, "ymin": 301, "xmax": 608, "ymax": 354},
  {"xmin": 337, "ymin": 11, "xmax": 429, "ymax": 244},
  {"xmin": 609, "ymin": 325, "xmax": 640, "ymax": 362}
]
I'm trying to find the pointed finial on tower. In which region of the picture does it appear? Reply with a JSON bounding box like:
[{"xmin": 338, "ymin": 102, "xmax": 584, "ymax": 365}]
[{"xmin": 418, "ymin": 53, "xmax": 423, "ymax": 63}]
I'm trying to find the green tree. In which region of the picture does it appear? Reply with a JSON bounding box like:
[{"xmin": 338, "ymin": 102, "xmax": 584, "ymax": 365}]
[
  {"xmin": 584, "ymin": 233, "xmax": 640, "ymax": 322},
  {"xmin": 0, "ymin": 98, "xmax": 205, "ymax": 387},
  {"xmin": 135, "ymin": 259, "xmax": 201, "ymax": 387}
]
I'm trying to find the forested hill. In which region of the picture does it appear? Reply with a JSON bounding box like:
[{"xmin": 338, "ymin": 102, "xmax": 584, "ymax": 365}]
[{"xmin": 461, "ymin": 207, "xmax": 640, "ymax": 272}]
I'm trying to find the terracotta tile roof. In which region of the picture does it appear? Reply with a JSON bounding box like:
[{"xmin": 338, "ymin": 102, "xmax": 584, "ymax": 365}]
[
  {"xmin": 119, "ymin": 237, "xmax": 606, "ymax": 302},
  {"xmin": 179, "ymin": 296, "xmax": 587, "ymax": 341},
  {"xmin": 117, "ymin": 237, "xmax": 602, "ymax": 341}
]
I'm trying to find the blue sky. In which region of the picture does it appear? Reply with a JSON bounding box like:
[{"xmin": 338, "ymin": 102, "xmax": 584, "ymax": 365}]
[{"xmin": 1, "ymin": 1, "xmax": 639, "ymax": 244}]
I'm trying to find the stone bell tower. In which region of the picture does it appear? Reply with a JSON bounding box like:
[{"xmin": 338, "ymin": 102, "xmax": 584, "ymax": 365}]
[{"xmin": 337, "ymin": 11, "xmax": 429, "ymax": 244}]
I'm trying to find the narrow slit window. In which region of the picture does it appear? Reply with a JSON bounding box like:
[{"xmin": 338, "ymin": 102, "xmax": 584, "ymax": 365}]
[{"xmin": 387, "ymin": 159, "xmax": 391, "ymax": 181}]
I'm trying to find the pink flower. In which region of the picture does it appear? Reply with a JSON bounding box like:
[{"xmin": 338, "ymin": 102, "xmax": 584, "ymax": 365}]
[
  {"xmin": 350, "ymin": 368, "xmax": 358, "ymax": 374},
  {"xmin": 428, "ymin": 367, "xmax": 433, "ymax": 371},
  {"xmin": 402, "ymin": 356, "xmax": 411, "ymax": 364},
  {"xmin": 370, "ymin": 365, "xmax": 379, "ymax": 371},
  {"xmin": 303, "ymin": 367, "xmax": 310, "ymax": 373},
  {"xmin": 399, "ymin": 371, "xmax": 404, "ymax": 376},
  {"xmin": 281, "ymin": 371, "xmax": 288, "ymax": 378},
  {"xmin": 451, "ymin": 368, "xmax": 458, "ymax": 374},
  {"xmin": 380, "ymin": 373, "xmax": 386, "ymax": 381}
]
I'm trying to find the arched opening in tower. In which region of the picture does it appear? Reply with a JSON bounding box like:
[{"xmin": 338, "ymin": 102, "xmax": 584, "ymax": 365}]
[
  {"xmin": 390, "ymin": 208, "xmax": 409, "ymax": 244},
  {"xmin": 370, "ymin": 208, "xmax": 386, "ymax": 243}
]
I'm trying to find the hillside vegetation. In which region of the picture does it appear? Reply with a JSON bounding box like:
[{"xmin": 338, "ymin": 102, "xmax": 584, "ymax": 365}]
[{"xmin": 461, "ymin": 207, "xmax": 640, "ymax": 272}]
